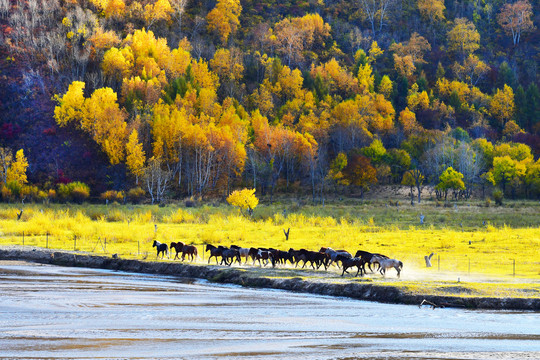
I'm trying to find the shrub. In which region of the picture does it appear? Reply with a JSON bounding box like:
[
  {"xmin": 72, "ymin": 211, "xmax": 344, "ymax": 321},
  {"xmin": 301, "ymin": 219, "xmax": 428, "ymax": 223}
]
[
  {"xmin": 127, "ymin": 187, "xmax": 145, "ymax": 203},
  {"xmin": 165, "ymin": 208, "xmax": 196, "ymax": 224},
  {"xmin": 1, "ymin": 184, "xmax": 13, "ymax": 201},
  {"xmin": 101, "ymin": 190, "xmax": 125, "ymax": 203},
  {"xmin": 493, "ymin": 190, "xmax": 504, "ymax": 206},
  {"xmin": 57, "ymin": 182, "xmax": 90, "ymax": 203},
  {"xmin": 107, "ymin": 209, "xmax": 125, "ymax": 222},
  {"xmin": 20, "ymin": 185, "xmax": 40, "ymax": 202},
  {"xmin": 5, "ymin": 181, "xmax": 22, "ymax": 200},
  {"xmin": 70, "ymin": 182, "xmax": 90, "ymax": 203},
  {"xmin": 47, "ymin": 189, "xmax": 56, "ymax": 201},
  {"xmin": 184, "ymin": 196, "xmax": 198, "ymax": 208}
]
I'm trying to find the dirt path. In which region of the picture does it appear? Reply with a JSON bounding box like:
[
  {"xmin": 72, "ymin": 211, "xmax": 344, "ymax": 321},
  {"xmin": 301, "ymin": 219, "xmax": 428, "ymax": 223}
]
[{"xmin": 0, "ymin": 246, "xmax": 538, "ymax": 310}]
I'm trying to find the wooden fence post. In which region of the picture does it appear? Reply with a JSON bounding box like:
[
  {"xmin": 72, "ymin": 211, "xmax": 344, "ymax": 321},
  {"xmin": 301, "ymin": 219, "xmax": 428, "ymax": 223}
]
[{"xmin": 46, "ymin": 232, "xmax": 49, "ymax": 249}]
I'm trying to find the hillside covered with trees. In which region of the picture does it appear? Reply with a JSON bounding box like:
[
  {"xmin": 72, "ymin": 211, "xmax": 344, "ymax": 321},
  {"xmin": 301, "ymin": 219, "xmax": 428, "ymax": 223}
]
[{"xmin": 0, "ymin": 0, "xmax": 539, "ymax": 203}]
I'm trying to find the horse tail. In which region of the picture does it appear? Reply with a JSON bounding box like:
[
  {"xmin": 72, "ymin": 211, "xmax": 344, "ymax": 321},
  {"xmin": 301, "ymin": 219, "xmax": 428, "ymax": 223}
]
[{"xmin": 399, "ymin": 261, "xmax": 403, "ymax": 269}]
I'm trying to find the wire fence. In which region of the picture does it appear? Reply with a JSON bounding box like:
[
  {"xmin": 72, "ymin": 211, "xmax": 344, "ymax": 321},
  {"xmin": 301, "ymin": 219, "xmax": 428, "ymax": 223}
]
[{"xmin": 3, "ymin": 233, "xmax": 538, "ymax": 279}]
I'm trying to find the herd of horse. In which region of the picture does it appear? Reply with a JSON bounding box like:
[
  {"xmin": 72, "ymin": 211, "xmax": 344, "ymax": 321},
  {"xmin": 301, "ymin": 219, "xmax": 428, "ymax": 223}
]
[{"xmin": 152, "ymin": 240, "xmax": 403, "ymax": 277}]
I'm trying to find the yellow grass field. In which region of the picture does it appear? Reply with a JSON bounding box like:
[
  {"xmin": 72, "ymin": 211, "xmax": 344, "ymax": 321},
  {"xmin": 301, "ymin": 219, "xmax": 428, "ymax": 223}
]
[{"xmin": 0, "ymin": 202, "xmax": 538, "ymax": 283}]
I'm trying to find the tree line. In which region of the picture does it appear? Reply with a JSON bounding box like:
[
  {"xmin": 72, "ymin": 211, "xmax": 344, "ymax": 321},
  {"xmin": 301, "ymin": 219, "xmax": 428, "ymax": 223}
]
[{"xmin": 0, "ymin": 0, "xmax": 538, "ymax": 203}]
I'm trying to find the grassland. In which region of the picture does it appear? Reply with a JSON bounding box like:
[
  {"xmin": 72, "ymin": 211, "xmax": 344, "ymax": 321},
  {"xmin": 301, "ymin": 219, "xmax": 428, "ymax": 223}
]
[{"xmin": 0, "ymin": 200, "xmax": 538, "ymax": 302}]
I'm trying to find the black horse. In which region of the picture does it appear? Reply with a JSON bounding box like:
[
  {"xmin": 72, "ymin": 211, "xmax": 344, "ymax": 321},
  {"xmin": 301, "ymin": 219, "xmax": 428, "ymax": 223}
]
[
  {"xmin": 290, "ymin": 248, "xmax": 326, "ymax": 269},
  {"xmin": 337, "ymin": 254, "xmax": 365, "ymax": 277},
  {"xmin": 354, "ymin": 250, "xmax": 389, "ymax": 273},
  {"xmin": 221, "ymin": 248, "xmax": 241, "ymax": 266},
  {"xmin": 153, "ymin": 240, "xmax": 169, "ymax": 259},
  {"xmin": 206, "ymin": 244, "xmax": 226, "ymax": 264}
]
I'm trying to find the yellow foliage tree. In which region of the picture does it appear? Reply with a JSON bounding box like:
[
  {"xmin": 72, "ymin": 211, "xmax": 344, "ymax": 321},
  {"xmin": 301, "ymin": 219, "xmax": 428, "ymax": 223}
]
[
  {"xmin": 53, "ymin": 81, "xmax": 86, "ymax": 126},
  {"xmin": 207, "ymin": 0, "xmax": 242, "ymax": 44},
  {"xmin": 310, "ymin": 58, "xmax": 359, "ymax": 97},
  {"xmin": 102, "ymin": 47, "xmax": 134, "ymax": 82},
  {"xmin": 357, "ymin": 63, "xmax": 374, "ymax": 93},
  {"xmin": 84, "ymin": 88, "xmax": 128, "ymax": 165},
  {"xmin": 448, "ymin": 18, "xmax": 480, "ymax": 58},
  {"xmin": 497, "ymin": 0, "xmax": 535, "ymax": 46},
  {"xmin": 451, "ymin": 54, "xmax": 490, "ymax": 86},
  {"xmin": 398, "ymin": 107, "xmax": 420, "ymax": 135},
  {"xmin": 6, "ymin": 149, "xmax": 28, "ymax": 184},
  {"xmin": 144, "ymin": 0, "xmax": 173, "ymax": 29},
  {"xmin": 226, "ymin": 188, "xmax": 258, "ymax": 217},
  {"xmin": 418, "ymin": 0, "xmax": 445, "ymax": 24},
  {"xmin": 407, "ymin": 83, "xmax": 430, "ymax": 111},
  {"xmin": 368, "ymin": 41, "xmax": 384, "ymax": 62},
  {"xmin": 89, "ymin": 27, "xmax": 121, "ymax": 53},
  {"xmin": 393, "ymin": 54, "xmax": 416, "ymax": 81},
  {"xmin": 378, "ymin": 75, "xmax": 393, "ymax": 99},
  {"xmin": 126, "ymin": 130, "xmax": 146, "ymax": 183},
  {"xmin": 390, "ymin": 33, "xmax": 431, "ymax": 64},
  {"xmin": 54, "ymin": 82, "xmax": 128, "ymax": 165},
  {"xmin": 151, "ymin": 102, "xmax": 190, "ymax": 164},
  {"xmin": 210, "ymin": 47, "xmax": 244, "ymax": 96},
  {"xmin": 490, "ymin": 84, "xmax": 515, "ymax": 127}
]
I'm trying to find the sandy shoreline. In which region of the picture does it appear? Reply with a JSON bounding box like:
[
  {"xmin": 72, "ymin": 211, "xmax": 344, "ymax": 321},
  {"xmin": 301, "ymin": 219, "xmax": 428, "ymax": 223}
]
[{"xmin": 0, "ymin": 246, "xmax": 538, "ymax": 311}]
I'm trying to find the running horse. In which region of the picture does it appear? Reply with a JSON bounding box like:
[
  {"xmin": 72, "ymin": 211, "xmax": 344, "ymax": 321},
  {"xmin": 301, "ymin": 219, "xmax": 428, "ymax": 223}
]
[
  {"xmin": 205, "ymin": 244, "xmax": 225, "ymax": 264},
  {"xmin": 152, "ymin": 240, "xmax": 169, "ymax": 259},
  {"xmin": 336, "ymin": 255, "xmax": 365, "ymax": 277},
  {"xmin": 371, "ymin": 255, "xmax": 403, "ymax": 278},
  {"xmin": 321, "ymin": 247, "xmax": 352, "ymax": 269},
  {"xmin": 181, "ymin": 244, "xmax": 198, "ymax": 262},
  {"xmin": 170, "ymin": 241, "xmax": 185, "ymax": 260},
  {"xmin": 230, "ymin": 245, "xmax": 251, "ymax": 265},
  {"xmin": 249, "ymin": 248, "xmax": 275, "ymax": 267},
  {"xmin": 354, "ymin": 250, "xmax": 389, "ymax": 273},
  {"xmin": 221, "ymin": 248, "xmax": 241, "ymax": 266}
]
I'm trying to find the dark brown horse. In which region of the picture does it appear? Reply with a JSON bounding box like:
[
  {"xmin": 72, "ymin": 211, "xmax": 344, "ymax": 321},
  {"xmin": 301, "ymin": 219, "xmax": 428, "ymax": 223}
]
[
  {"xmin": 337, "ymin": 255, "xmax": 365, "ymax": 277},
  {"xmin": 170, "ymin": 241, "xmax": 185, "ymax": 260},
  {"xmin": 181, "ymin": 244, "xmax": 198, "ymax": 261},
  {"xmin": 205, "ymin": 244, "xmax": 225, "ymax": 264},
  {"xmin": 290, "ymin": 248, "xmax": 325, "ymax": 269}
]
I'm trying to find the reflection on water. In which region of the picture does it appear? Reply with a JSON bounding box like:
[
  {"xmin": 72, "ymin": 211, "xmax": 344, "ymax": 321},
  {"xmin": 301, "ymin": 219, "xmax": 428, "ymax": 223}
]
[{"xmin": 0, "ymin": 261, "xmax": 538, "ymax": 360}]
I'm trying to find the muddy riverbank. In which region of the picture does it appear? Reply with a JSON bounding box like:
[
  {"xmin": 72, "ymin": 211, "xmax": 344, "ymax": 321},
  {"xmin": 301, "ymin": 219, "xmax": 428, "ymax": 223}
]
[{"xmin": 0, "ymin": 246, "xmax": 538, "ymax": 311}]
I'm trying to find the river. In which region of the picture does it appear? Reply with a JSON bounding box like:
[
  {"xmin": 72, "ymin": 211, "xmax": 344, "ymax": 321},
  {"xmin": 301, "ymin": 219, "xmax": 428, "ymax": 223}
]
[{"xmin": 0, "ymin": 261, "xmax": 538, "ymax": 359}]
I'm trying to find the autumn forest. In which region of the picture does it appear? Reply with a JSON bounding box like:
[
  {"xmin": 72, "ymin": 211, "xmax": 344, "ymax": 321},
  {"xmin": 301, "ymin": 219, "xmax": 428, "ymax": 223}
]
[{"xmin": 0, "ymin": 0, "xmax": 539, "ymax": 204}]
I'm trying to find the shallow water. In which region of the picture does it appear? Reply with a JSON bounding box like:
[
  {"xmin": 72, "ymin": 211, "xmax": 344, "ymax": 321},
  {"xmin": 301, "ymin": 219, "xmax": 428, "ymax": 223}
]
[{"xmin": 0, "ymin": 262, "xmax": 538, "ymax": 360}]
